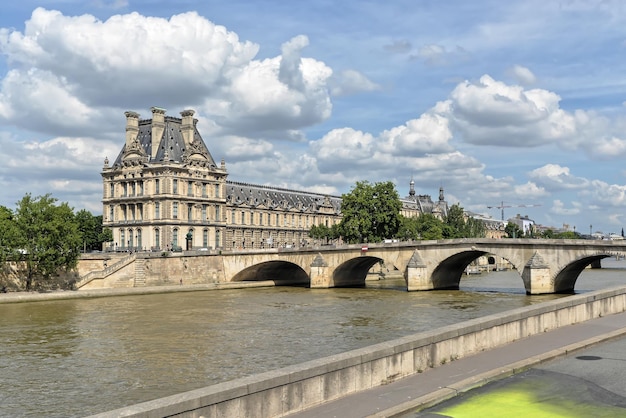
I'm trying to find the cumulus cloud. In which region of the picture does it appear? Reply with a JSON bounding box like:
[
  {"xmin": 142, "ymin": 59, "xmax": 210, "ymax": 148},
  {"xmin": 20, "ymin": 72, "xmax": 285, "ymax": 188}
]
[
  {"xmin": 527, "ymin": 164, "xmax": 589, "ymax": 190},
  {"xmin": 507, "ymin": 65, "xmax": 537, "ymax": 85},
  {"xmin": 0, "ymin": 9, "xmax": 337, "ymax": 141}
]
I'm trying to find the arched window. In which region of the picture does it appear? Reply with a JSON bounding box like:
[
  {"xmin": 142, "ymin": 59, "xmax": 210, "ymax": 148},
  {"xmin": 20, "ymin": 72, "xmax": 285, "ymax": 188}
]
[
  {"xmin": 215, "ymin": 229, "xmax": 221, "ymax": 248},
  {"xmin": 137, "ymin": 229, "xmax": 142, "ymax": 250},
  {"xmin": 173, "ymin": 228, "xmax": 179, "ymax": 247},
  {"xmin": 120, "ymin": 230, "xmax": 126, "ymax": 249},
  {"xmin": 128, "ymin": 229, "xmax": 134, "ymax": 248}
]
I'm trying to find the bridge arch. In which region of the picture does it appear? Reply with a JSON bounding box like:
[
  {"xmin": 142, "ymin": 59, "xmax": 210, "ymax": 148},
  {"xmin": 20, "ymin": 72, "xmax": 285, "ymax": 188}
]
[
  {"xmin": 332, "ymin": 256, "xmax": 385, "ymax": 287},
  {"xmin": 231, "ymin": 261, "xmax": 309, "ymax": 286},
  {"xmin": 553, "ymin": 254, "xmax": 612, "ymax": 293}
]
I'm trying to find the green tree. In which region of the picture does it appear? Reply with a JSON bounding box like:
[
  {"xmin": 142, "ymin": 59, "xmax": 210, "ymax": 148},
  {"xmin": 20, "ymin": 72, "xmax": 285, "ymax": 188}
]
[
  {"xmin": 76, "ymin": 210, "xmax": 112, "ymax": 252},
  {"xmin": 338, "ymin": 181, "xmax": 402, "ymax": 243},
  {"xmin": 443, "ymin": 203, "xmax": 466, "ymax": 238},
  {"xmin": 505, "ymin": 221, "xmax": 523, "ymax": 238},
  {"xmin": 0, "ymin": 205, "xmax": 19, "ymax": 264},
  {"xmin": 441, "ymin": 204, "xmax": 486, "ymax": 238},
  {"xmin": 398, "ymin": 214, "xmax": 445, "ymax": 240},
  {"xmin": 13, "ymin": 194, "xmax": 82, "ymax": 290},
  {"xmin": 309, "ymin": 223, "xmax": 339, "ymax": 244}
]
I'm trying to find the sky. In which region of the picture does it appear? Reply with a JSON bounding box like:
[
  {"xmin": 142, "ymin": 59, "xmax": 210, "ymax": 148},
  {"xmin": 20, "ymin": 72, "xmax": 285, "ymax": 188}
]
[{"xmin": 1, "ymin": 1, "xmax": 626, "ymax": 235}]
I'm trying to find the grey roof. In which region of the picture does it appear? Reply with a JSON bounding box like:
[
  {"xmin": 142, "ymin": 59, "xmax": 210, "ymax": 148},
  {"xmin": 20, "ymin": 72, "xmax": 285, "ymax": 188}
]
[
  {"xmin": 112, "ymin": 116, "xmax": 217, "ymax": 168},
  {"xmin": 226, "ymin": 181, "xmax": 342, "ymax": 214}
]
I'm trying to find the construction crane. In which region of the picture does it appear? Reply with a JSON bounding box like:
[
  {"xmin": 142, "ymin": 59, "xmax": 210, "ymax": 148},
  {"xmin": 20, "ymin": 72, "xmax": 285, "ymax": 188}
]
[{"xmin": 487, "ymin": 201, "xmax": 542, "ymax": 221}]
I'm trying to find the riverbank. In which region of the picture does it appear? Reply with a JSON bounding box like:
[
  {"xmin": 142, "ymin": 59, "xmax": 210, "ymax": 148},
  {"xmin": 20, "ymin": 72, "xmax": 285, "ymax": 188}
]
[{"xmin": 0, "ymin": 280, "xmax": 276, "ymax": 304}]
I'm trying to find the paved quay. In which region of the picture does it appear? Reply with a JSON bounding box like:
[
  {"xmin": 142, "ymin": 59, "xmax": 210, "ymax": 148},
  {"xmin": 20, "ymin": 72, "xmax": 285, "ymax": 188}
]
[{"xmin": 288, "ymin": 310, "xmax": 626, "ymax": 418}]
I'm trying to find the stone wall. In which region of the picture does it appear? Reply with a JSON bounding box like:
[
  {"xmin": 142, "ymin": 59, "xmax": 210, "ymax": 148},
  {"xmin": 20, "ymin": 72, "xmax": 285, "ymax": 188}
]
[{"xmin": 89, "ymin": 285, "xmax": 626, "ymax": 418}]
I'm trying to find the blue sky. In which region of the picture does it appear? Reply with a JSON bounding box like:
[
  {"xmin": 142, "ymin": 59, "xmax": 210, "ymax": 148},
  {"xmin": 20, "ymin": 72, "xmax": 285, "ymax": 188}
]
[{"xmin": 1, "ymin": 1, "xmax": 626, "ymax": 235}]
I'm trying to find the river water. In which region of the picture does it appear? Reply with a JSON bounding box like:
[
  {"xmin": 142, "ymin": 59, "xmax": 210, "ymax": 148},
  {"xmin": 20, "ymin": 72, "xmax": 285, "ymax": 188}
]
[{"xmin": 1, "ymin": 259, "xmax": 625, "ymax": 417}]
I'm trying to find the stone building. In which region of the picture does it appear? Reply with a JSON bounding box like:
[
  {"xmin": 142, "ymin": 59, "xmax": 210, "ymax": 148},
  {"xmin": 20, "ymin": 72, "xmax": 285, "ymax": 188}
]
[
  {"xmin": 102, "ymin": 107, "xmax": 454, "ymax": 251},
  {"xmin": 102, "ymin": 107, "xmax": 341, "ymax": 251}
]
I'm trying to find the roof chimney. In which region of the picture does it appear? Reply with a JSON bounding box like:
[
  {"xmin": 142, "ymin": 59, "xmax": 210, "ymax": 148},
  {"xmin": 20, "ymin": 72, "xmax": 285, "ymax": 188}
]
[
  {"xmin": 180, "ymin": 109, "xmax": 195, "ymax": 146},
  {"xmin": 124, "ymin": 111, "xmax": 140, "ymax": 149},
  {"xmin": 151, "ymin": 107, "xmax": 166, "ymax": 159}
]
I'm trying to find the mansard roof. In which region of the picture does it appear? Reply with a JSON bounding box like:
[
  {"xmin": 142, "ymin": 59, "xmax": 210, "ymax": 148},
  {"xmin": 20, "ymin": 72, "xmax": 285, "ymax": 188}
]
[
  {"xmin": 111, "ymin": 114, "xmax": 218, "ymax": 168},
  {"xmin": 226, "ymin": 181, "xmax": 342, "ymax": 214}
]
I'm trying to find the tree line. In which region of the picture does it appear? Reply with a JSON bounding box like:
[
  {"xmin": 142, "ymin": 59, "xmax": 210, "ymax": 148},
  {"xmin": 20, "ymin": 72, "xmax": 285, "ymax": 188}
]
[
  {"xmin": 309, "ymin": 181, "xmax": 486, "ymax": 244},
  {"xmin": 0, "ymin": 194, "xmax": 112, "ymax": 291}
]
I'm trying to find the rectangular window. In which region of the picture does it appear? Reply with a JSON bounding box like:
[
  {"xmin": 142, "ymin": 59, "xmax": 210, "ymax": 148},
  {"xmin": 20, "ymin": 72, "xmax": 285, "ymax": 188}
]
[
  {"xmin": 203, "ymin": 230, "xmax": 208, "ymax": 247},
  {"xmin": 215, "ymin": 229, "xmax": 221, "ymax": 248},
  {"xmin": 155, "ymin": 229, "xmax": 160, "ymax": 249},
  {"xmin": 202, "ymin": 205, "xmax": 207, "ymax": 221},
  {"xmin": 188, "ymin": 204, "xmax": 193, "ymax": 220},
  {"xmin": 215, "ymin": 206, "xmax": 220, "ymax": 222},
  {"xmin": 173, "ymin": 202, "xmax": 178, "ymax": 219},
  {"xmin": 110, "ymin": 183, "xmax": 114, "ymax": 198},
  {"xmin": 241, "ymin": 211, "xmax": 245, "ymax": 224},
  {"xmin": 231, "ymin": 209, "xmax": 236, "ymax": 224},
  {"xmin": 109, "ymin": 206, "xmax": 114, "ymax": 221},
  {"xmin": 188, "ymin": 182, "xmax": 193, "ymax": 196},
  {"xmin": 155, "ymin": 179, "xmax": 160, "ymax": 194},
  {"xmin": 202, "ymin": 183, "xmax": 207, "ymax": 198},
  {"xmin": 215, "ymin": 184, "xmax": 220, "ymax": 198},
  {"xmin": 259, "ymin": 213, "xmax": 263, "ymax": 226},
  {"xmin": 155, "ymin": 202, "xmax": 160, "ymax": 219},
  {"xmin": 138, "ymin": 181, "xmax": 144, "ymax": 196},
  {"xmin": 173, "ymin": 179, "xmax": 178, "ymax": 194},
  {"xmin": 122, "ymin": 183, "xmax": 127, "ymax": 197}
]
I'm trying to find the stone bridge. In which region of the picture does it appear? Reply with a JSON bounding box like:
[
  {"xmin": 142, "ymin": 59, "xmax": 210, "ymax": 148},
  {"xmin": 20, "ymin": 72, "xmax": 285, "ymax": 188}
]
[
  {"xmin": 77, "ymin": 238, "xmax": 626, "ymax": 294},
  {"xmin": 224, "ymin": 238, "xmax": 626, "ymax": 294}
]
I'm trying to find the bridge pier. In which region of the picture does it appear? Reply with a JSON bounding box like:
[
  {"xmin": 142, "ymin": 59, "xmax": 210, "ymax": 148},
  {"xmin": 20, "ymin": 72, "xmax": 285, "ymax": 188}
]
[
  {"xmin": 522, "ymin": 252, "xmax": 554, "ymax": 294},
  {"xmin": 405, "ymin": 251, "xmax": 432, "ymax": 291},
  {"xmin": 309, "ymin": 253, "xmax": 332, "ymax": 288}
]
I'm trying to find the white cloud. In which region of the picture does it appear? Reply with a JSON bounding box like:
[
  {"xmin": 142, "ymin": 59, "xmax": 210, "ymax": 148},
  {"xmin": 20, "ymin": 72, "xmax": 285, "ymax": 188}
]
[
  {"xmin": 508, "ymin": 65, "xmax": 537, "ymax": 85},
  {"xmin": 527, "ymin": 164, "xmax": 589, "ymax": 190}
]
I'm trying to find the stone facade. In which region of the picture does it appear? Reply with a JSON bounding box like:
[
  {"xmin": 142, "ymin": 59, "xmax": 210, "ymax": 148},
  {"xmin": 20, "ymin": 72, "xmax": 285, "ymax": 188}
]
[{"xmin": 102, "ymin": 108, "xmax": 451, "ymax": 251}]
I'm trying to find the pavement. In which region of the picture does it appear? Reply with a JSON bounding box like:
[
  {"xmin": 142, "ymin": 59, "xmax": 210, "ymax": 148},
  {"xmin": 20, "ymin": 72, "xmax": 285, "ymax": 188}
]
[{"xmin": 287, "ymin": 310, "xmax": 626, "ymax": 418}]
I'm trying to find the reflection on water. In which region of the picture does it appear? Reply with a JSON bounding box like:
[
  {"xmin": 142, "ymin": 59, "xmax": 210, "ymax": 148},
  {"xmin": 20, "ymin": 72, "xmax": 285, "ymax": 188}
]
[{"xmin": 0, "ymin": 259, "xmax": 624, "ymax": 417}]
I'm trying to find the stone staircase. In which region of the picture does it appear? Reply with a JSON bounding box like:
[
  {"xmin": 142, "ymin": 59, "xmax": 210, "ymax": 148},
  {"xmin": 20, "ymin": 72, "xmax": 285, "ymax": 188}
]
[{"xmin": 76, "ymin": 253, "xmax": 137, "ymax": 289}]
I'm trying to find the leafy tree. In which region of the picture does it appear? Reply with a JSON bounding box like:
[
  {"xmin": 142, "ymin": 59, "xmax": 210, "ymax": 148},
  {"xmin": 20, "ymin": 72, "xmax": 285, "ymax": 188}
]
[
  {"xmin": 13, "ymin": 194, "xmax": 82, "ymax": 290},
  {"xmin": 76, "ymin": 210, "xmax": 112, "ymax": 252},
  {"xmin": 398, "ymin": 214, "xmax": 445, "ymax": 240},
  {"xmin": 442, "ymin": 204, "xmax": 486, "ymax": 239},
  {"xmin": 0, "ymin": 205, "xmax": 19, "ymax": 264},
  {"xmin": 443, "ymin": 204, "xmax": 466, "ymax": 239},
  {"xmin": 464, "ymin": 216, "xmax": 486, "ymax": 238},
  {"xmin": 309, "ymin": 223, "xmax": 339, "ymax": 244},
  {"xmin": 338, "ymin": 181, "xmax": 402, "ymax": 243},
  {"xmin": 505, "ymin": 221, "xmax": 523, "ymax": 238}
]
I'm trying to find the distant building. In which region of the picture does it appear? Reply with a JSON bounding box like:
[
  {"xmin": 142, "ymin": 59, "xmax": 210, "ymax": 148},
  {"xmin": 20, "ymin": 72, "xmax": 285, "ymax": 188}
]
[
  {"xmin": 509, "ymin": 214, "xmax": 535, "ymax": 236},
  {"xmin": 102, "ymin": 108, "xmax": 453, "ymax": 251}
]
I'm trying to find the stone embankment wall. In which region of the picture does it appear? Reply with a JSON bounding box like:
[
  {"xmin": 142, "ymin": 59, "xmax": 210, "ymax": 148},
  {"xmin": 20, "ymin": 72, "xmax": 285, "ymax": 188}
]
[{"xmin": 90, "ymin": 286, "xmax": 626, "ymax": 418}]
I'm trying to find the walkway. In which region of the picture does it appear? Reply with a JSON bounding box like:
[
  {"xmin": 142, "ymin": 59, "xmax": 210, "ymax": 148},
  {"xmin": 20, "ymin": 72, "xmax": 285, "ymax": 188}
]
[{"xmin": 288, "ymin": 311, "xmax": 626, "ymax": 418}]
